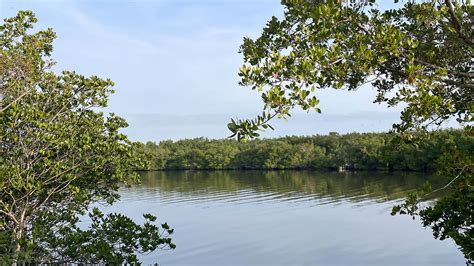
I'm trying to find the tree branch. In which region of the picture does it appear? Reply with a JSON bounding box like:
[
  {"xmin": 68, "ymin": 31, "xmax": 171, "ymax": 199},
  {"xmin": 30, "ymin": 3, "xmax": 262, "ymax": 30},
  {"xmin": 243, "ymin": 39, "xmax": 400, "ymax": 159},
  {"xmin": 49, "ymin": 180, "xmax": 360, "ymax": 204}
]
[
  {"xmin": 424, "ymin": 165, "xmax": 471, "ymax": 197},
  {"xmin": 444, "ymin": 0, "xmax": 474, "ymax": 47}
]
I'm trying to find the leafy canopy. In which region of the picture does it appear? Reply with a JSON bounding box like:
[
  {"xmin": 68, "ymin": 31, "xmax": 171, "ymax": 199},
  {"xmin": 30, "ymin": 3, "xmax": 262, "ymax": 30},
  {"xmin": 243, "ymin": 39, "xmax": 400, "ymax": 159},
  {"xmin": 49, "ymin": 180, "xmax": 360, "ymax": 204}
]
[
  {"xmin": 228, "ymin": 0, "xmax": 473, "ymax": 140},
  {"xmin": 0, "ymin": 11, "xmax": 174, "ymax": 264}
]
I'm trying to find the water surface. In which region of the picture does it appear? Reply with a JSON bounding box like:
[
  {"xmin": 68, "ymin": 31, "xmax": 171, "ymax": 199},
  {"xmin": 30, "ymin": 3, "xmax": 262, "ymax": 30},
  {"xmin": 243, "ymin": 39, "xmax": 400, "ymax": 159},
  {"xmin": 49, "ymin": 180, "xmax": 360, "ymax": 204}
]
[{"xmin": 108, "ymin": 171, "xmax": 464, "ymax": 265}]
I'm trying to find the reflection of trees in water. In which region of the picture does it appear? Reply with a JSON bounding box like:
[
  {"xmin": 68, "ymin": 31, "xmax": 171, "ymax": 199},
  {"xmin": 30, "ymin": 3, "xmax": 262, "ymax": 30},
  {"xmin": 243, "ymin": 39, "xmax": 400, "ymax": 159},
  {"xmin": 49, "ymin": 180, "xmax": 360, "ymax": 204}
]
[{"xmin": 138, "ymin": 171, "xmax": 447, "ymax": 201}]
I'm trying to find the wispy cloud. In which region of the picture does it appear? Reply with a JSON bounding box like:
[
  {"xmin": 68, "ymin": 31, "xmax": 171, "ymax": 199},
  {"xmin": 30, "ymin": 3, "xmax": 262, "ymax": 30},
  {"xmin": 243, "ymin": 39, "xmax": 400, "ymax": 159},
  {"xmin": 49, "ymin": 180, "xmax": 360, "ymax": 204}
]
[
  {"xmin": 2, "ymin": 0, "xmax": 456, "ymax": 141},
  {"xmin": 62, "ymin": 4, "xmax": 158, "ymax": 54}
]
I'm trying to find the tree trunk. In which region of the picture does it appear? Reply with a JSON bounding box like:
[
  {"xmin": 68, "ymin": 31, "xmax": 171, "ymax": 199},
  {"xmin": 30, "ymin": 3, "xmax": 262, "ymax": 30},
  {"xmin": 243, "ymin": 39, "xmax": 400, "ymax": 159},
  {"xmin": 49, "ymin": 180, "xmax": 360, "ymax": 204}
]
[{"xmin": 12, "ymin": 222, "xmax": 24, "ymax": 266}]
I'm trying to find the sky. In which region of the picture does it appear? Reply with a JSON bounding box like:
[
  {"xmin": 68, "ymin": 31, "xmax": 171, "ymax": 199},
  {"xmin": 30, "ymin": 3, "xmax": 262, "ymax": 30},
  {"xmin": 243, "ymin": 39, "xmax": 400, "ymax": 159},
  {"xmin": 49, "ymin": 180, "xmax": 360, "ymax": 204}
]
[{"xmin": 0, "ymin": 0, "xmax": 421, "ymax": 141}]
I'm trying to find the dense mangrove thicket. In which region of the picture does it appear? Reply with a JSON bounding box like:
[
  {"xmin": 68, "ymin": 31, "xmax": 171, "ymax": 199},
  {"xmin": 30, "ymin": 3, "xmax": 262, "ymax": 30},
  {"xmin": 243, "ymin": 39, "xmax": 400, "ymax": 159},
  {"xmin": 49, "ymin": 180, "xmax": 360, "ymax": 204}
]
[{"xmin": 137, "ymin": 129, "xmax": 472, "ymax": 171}]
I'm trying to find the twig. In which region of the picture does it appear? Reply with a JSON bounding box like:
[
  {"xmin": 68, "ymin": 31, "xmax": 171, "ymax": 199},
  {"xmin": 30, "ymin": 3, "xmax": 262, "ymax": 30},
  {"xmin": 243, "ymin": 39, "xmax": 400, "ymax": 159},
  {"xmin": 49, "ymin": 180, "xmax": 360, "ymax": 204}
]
[{"xmin": 424, "ymin": 165, "xmax": 470, "ymax": 197}]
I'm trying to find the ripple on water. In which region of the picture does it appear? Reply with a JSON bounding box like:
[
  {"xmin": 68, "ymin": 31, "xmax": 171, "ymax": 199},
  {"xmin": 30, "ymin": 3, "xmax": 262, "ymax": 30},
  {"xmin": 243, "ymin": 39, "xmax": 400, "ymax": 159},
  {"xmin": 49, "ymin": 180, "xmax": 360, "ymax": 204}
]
[{"xmin": 108, "ymin": 171, "xmax": 464, "ymax": 265}]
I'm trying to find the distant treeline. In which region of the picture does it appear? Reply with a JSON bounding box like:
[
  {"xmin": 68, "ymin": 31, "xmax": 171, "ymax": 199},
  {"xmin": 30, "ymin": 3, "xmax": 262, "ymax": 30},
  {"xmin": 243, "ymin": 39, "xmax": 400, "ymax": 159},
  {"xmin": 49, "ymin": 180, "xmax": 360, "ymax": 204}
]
[{"xmin": 136, "ymin": 129, "xmax": 472, "ymax": 171}]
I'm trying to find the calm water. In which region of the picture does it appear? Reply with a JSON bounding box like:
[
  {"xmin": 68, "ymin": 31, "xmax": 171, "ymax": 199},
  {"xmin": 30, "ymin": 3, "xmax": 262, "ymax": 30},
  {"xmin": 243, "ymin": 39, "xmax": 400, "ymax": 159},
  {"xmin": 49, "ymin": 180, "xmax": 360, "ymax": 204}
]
[{"xmin": 106, "ymin": 171, "xmax": 465, "ymax": 265}]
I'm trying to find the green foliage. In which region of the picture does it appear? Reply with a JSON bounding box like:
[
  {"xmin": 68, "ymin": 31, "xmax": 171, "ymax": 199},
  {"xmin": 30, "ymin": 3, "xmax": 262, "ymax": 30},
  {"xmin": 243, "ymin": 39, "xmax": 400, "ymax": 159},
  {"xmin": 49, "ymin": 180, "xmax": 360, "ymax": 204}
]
[
  {"xmin": 419, "ymin": 186, "xmax": 473, "ymax": 262},
  {"xmin": 27, "ymin": 208, "xmax": 175, "ymax": 264},
  {"xmin": 228, "ymin": 0, "xmax": 473, "ymax": 139},
  {"xmin": 138, "ymin": 129, "xmax": 471, "ymax": 171},
  {"xmin": 0, "ymin": 11, "xmax": 174, "ymax": 263}
]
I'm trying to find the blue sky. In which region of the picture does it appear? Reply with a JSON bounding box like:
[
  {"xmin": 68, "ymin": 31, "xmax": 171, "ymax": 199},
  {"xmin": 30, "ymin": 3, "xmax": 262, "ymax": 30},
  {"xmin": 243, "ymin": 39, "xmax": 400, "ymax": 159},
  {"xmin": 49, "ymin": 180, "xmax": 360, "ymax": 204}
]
[{"xmin": 1, "ymin": 0, "xmax": 415, "ymax": 141}]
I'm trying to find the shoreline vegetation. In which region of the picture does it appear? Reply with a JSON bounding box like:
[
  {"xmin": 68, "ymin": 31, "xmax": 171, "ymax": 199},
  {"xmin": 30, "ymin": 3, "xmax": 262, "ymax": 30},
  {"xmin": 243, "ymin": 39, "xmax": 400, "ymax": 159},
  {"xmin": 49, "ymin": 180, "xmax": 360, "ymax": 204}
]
[
  {"xmin": 137, "ymin": 169, "xmax": 436, "ymax": 172},
  {"xmin": 135, "ymin": 129, "xmax": 472, "ymax": 172}
]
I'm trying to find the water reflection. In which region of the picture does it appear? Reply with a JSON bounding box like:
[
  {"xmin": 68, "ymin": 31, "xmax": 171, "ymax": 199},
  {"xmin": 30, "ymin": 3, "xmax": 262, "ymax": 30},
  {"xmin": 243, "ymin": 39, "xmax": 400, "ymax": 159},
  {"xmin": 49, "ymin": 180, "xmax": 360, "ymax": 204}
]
[
  {"xmin": 110, "ymin": 171, "xmax": 463, "ymax": 265},
  {"xmin": 124, "ymin": 171, "xmax": 445, "ymax": 206}
]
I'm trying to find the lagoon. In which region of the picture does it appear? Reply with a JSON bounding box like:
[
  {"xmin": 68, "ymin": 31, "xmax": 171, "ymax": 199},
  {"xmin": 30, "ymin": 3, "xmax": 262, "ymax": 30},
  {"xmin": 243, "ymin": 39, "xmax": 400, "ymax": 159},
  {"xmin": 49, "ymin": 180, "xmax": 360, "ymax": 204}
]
[{"xmin": 107, "ymin": 171, "xmax": 464, "ymax": 265}]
